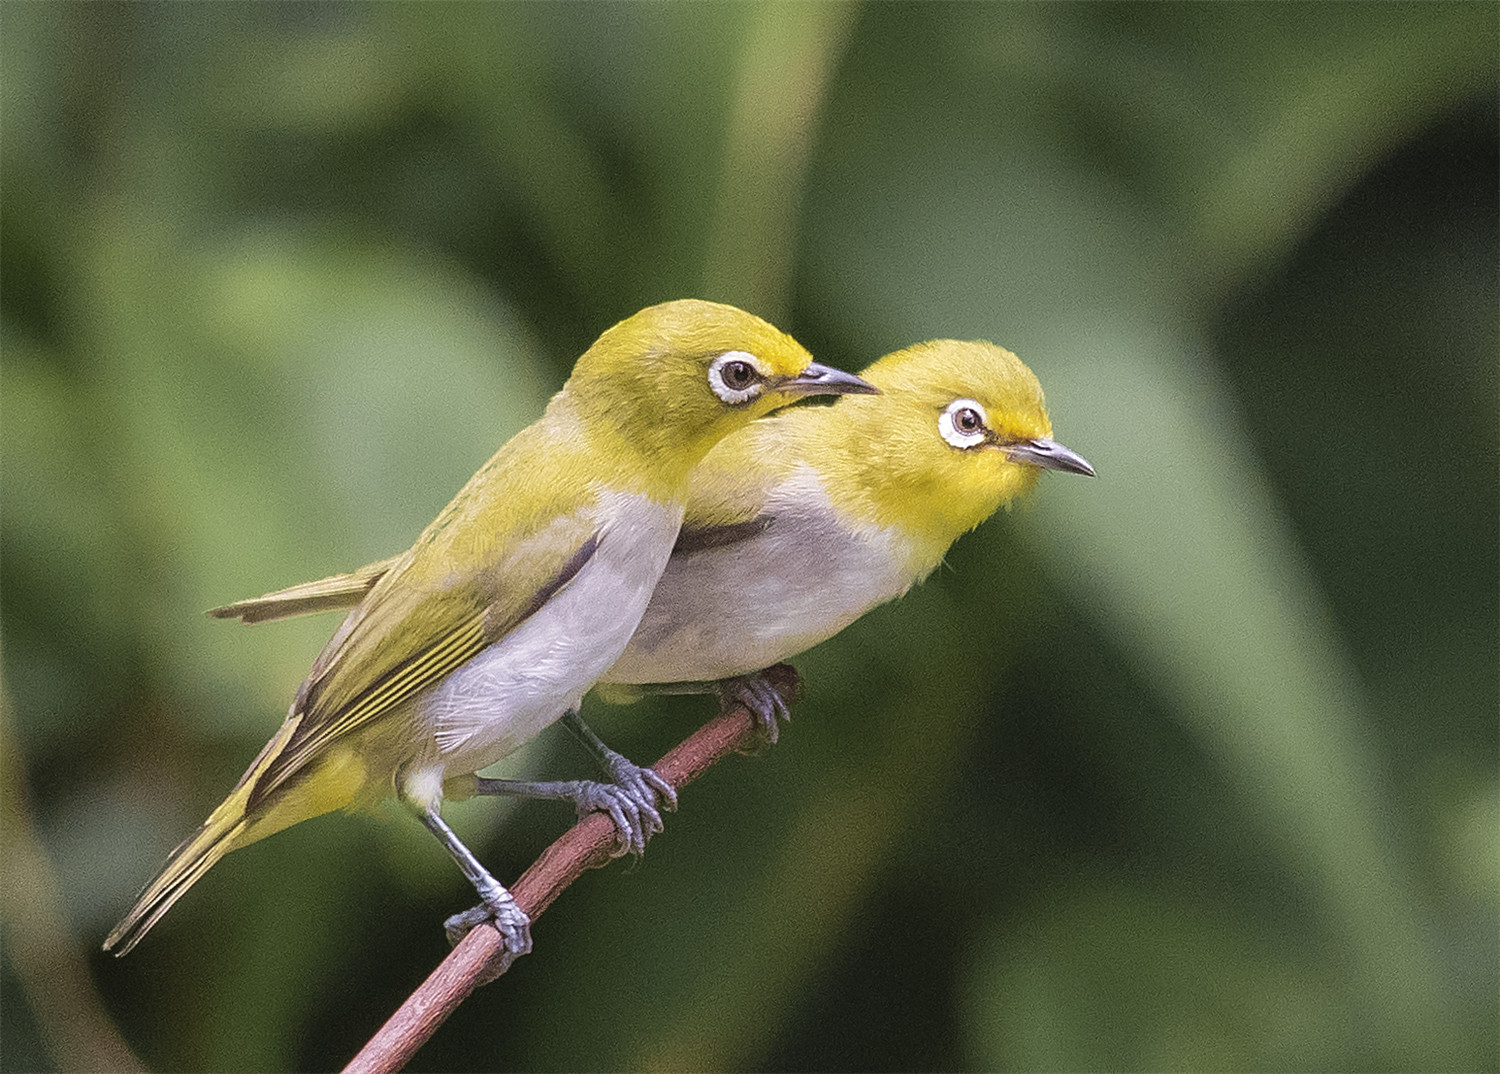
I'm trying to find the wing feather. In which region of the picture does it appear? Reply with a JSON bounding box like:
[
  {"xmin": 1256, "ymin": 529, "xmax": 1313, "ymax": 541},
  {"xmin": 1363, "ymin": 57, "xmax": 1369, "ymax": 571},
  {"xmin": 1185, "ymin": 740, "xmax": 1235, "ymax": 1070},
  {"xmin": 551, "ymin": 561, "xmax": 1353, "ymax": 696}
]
[
  {"xmin": 240, "ymin": 418, "xmax": 604, "ymax": 801},
  {"xmin": 251, "ymin": 613, "xmax": 490, "ymax": 804},
  {"xmin": 673, "ymin": 515, "xmax": 774, "ymax": 554},
  {"xmin": 252, "ymin": 521, "xmax": 600, "ymax": 801}
]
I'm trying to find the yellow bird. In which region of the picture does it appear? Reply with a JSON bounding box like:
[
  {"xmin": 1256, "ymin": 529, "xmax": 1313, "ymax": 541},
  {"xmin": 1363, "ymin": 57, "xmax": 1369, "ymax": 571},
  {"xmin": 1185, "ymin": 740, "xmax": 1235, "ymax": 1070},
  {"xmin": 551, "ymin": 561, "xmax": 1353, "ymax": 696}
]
[
  {"xmin": 104, "ymin": 300, "xmax": 875, "ymax": 963},
  {"xmin": 601, "ymin": 338, "xmax": 1094, "ymax": 726},
  {"xmin": 224, "ymin": 340, "xmax": 1092, "ymax": 743}
]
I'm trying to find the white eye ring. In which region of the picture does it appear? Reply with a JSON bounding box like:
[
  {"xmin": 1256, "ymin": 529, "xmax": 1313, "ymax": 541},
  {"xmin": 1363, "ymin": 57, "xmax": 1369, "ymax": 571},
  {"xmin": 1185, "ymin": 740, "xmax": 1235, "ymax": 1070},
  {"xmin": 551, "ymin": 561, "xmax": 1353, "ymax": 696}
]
[
  {"xmin": 939, "ymin": 398, "xmax": 989, "ymax": 449},
  {"xmin": 708, "ymin": 351, "xmax": 765, "ymax": 405}
]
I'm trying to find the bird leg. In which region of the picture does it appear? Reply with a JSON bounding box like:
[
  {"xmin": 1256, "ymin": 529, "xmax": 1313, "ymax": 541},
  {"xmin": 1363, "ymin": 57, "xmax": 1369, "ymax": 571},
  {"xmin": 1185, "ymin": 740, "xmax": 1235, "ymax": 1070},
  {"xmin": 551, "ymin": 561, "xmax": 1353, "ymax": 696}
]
[
  {"xmin": 470, "ymin": 709, "xmax": 676, "ymax": 858},
  {"xmin": 418, "ymin": 805, "xmax": 532, "ymax": 961}
]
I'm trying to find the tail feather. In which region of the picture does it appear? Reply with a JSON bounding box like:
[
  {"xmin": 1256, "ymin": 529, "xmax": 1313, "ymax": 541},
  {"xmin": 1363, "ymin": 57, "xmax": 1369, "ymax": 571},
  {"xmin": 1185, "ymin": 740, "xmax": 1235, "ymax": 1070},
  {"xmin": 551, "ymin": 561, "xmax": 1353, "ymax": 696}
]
[
  {"xmin": 103, "ymin": 810, "xmax": 250, "ymax": 956},
  {"xmin": 208, "ymin": 556, "xmax": 397, "ymax": 624},
  {"xmin": 103, "ymin": 714, "xmax": 367, "ymax": 956}
]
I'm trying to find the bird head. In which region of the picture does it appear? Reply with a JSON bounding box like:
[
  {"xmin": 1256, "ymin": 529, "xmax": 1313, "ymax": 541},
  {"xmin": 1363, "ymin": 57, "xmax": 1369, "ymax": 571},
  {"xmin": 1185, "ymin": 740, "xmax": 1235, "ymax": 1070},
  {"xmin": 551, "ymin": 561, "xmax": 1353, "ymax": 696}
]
[
  {"xmin": 822, "ymin": 339, "xmax": 1093, "ymax": 554},
  {"xmin": 566, "ymin": 299, "xmax": 876, "ymax": 476}
]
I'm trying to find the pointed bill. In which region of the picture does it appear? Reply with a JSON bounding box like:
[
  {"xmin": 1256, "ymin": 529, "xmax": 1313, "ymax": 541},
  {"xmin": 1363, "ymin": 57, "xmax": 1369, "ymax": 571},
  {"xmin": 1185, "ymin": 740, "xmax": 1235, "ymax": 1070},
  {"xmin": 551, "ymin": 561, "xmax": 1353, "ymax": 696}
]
[
  {"xmin": 776, "ymin": 362, "xmax": 880, "ymax": 397},
  {"xmin": 1003, "ymin": 437, "xmax": 1096, "ymax": 476}
]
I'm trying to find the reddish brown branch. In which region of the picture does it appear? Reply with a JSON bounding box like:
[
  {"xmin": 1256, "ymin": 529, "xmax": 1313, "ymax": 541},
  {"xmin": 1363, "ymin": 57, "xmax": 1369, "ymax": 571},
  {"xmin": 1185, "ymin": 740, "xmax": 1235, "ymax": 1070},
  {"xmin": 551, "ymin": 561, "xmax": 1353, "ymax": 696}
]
[{"xmin": 342, "ymin": 664, "xmax": 799, "ymax": 1074}]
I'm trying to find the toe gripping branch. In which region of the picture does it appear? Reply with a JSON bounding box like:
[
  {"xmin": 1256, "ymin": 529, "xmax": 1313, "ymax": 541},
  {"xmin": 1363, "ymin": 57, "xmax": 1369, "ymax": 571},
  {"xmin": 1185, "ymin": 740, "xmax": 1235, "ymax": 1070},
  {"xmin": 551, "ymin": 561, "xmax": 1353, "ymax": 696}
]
[
  {"xmin": 342, "ymin": 663, "xmax": 802, "ymax": 1074},
  {"xmin": 713, "ymin": 665, "xmax": 802, "ymax": 744}
]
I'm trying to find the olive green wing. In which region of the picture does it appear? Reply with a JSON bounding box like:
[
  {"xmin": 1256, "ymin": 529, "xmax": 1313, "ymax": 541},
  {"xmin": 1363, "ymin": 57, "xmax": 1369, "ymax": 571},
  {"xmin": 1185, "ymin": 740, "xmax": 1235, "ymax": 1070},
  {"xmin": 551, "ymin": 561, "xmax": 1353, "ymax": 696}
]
[
  {"xmin": 208, "ymin": 557, "xmax": 399, "ymax": 624},
  {"xmin": 247, "ymin": 510, "xmax": 602, "ymax": 805}
]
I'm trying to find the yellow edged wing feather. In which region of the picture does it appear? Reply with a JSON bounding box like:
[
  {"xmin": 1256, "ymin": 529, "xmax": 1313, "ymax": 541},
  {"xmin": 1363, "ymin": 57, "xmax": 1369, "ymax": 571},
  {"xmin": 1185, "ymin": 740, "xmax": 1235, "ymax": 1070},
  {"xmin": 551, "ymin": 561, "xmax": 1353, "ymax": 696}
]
[{"xmin": 257, "ymin": 515, "xmax": 602, "ymax": 807}]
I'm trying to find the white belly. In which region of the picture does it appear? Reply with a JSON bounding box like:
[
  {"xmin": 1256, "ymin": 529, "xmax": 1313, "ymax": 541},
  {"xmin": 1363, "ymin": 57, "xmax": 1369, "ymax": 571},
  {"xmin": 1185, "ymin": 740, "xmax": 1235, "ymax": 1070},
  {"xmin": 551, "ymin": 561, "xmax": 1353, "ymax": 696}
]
[
  {"xmin": 603, "ymin": 470, "xmax": 913, "ymax": 684},
  {"xmin": 418, "ymin": 491, "xmax": 681, "ymax": 778}
]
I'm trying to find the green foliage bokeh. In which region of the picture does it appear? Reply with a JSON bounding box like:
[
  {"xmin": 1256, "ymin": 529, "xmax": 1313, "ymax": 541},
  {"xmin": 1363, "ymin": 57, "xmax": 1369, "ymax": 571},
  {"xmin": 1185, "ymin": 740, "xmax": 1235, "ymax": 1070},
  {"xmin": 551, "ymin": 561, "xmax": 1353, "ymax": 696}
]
[{"xmin": 2, "ymin": 4, "xmax": 1495, "ymax": 1071}]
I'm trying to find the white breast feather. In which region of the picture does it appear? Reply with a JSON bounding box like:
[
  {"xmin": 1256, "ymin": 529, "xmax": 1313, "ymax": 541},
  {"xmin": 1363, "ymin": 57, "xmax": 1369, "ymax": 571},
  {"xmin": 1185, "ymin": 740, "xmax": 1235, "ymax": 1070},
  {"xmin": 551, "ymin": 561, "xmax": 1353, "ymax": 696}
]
[
  {"xmin": 419, "ymin": 489, "xmax": 681, "ymax": 777},
  {"xmin": 603, "ymin": 465, "xmax": 914, "ymax": 684}
]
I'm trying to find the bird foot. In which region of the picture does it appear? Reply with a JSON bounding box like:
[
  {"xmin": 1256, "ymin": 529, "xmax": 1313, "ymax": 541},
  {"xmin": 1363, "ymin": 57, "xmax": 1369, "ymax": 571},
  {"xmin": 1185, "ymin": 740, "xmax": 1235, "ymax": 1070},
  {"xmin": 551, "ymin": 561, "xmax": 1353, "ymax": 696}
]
[
  {"xmin": 577, "ymin": 756, "xmax": 677, "ymax": 857},
  {"xmin": 715, "ymin": 665, "xmax": 801, "ymax": 743},
  {"xmin": 444, "ymin": 887, "xmax": 532, "ymax": 984}
]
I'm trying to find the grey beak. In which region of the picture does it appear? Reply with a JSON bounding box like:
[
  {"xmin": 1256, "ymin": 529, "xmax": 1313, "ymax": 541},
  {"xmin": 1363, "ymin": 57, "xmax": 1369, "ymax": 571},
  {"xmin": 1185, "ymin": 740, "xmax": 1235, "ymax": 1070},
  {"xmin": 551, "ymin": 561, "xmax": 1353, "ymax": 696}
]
[
  {"xmin": 1003, "ymin": 437, "xmax": 1096, "ymax": 477},
  {"xmin": 778, "ymin": 362, "xmax": 880, "ymax": 397}
]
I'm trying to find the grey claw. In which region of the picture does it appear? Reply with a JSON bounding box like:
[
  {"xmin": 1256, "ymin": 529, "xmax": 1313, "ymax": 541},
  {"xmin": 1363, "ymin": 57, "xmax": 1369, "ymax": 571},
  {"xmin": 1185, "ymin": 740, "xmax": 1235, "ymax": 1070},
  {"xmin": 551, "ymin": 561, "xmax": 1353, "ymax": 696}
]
[
  {"xmin": 444, "ymin": 895, "xmax": 532, "ymax": 985},
  {"xmin": 573, "ymin": 776, "xmax": 667, "ymax": 857},
  {"xmin": 719, "ymin": 671, "xmax": 795, "ymax": 743},
  {"xmin": 444, "ymin": 903, "xmax": 493, "ymax": 947},
  {"xmin": 443, "ymin": 890, "xmax": 532, "ymax": 985},
  {"xmin": 643, "ymin": 766, "xmax": 678, "ymax": 811},
  {"xmin": 491, "ymin": 896, "xmax": 532, "ymax": 958}
]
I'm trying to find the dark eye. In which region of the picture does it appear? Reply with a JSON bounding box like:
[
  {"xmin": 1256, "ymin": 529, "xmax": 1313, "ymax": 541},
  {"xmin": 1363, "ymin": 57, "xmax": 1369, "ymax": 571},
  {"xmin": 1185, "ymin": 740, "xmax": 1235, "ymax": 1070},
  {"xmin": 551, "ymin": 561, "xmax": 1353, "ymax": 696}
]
[
  {"xmin": 953, "ymin": 407, "xmax": 983, "ymax": 434},
  {"xmin": 708, "ymin": 351, "xmax": 765, "ymax": 404},
  {"xmin": 721, "ymin": 360, "xmax": 755, "ymax": 391},
  {"xmin": 939, "ymin": 397, "xmax": 990, "ymax": 448}
]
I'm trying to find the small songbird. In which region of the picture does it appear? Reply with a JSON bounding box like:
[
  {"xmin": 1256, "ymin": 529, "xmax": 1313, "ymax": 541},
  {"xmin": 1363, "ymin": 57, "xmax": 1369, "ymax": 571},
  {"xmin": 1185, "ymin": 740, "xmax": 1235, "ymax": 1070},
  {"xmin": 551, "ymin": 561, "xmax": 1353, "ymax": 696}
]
[
  {"xmin": 103, "ymin": 299, "xmax": 875, "ymax": 963},
  {"xmin": 596, "ymin": 338, "xmax": 1094, "ymax": 724}
]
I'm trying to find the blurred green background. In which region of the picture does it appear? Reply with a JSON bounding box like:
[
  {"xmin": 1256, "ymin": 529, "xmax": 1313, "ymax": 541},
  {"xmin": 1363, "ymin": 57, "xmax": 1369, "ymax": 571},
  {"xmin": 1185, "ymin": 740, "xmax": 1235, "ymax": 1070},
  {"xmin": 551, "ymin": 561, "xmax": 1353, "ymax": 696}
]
[{"xmin": 2, "ymin": 3, "xmax": 1495, "ymax": 1071}]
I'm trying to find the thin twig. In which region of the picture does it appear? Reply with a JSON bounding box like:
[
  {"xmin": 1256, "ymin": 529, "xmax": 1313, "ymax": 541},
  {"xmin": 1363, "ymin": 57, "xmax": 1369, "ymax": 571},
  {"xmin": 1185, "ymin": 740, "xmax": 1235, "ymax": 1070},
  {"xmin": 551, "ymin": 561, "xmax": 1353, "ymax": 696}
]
[{"xmin": 342, "ymin": 665, "xmax": 799, "ymax": 1074}]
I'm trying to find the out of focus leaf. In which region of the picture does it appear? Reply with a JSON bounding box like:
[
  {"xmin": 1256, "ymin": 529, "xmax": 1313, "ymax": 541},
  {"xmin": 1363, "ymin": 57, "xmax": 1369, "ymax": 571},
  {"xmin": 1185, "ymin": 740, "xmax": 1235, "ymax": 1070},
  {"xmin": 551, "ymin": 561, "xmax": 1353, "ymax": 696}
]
[
  {"xmin": 0, "ymin": 5, "xmax": 1492, "ymax": 1072},
  {"xmin": 965, "ymin": 881, "xmax": 1349, "ymax": 1072}
]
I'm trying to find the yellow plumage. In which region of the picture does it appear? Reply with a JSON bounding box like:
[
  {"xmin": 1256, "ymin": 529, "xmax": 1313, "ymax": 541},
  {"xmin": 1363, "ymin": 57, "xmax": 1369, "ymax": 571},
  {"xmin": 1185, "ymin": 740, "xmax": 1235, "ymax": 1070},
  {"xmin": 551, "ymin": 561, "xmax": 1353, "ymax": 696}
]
[
  {"xmin": 600, "ymin": 339, "xmax": 1093, "ymax": 689},
  {"xmin": 104, "ymin": 299, "xmax": 873, "ymax": 957},
  {"xmin": 213, "ymin": 337, "xmax": 1092, "ymax": 747}
]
